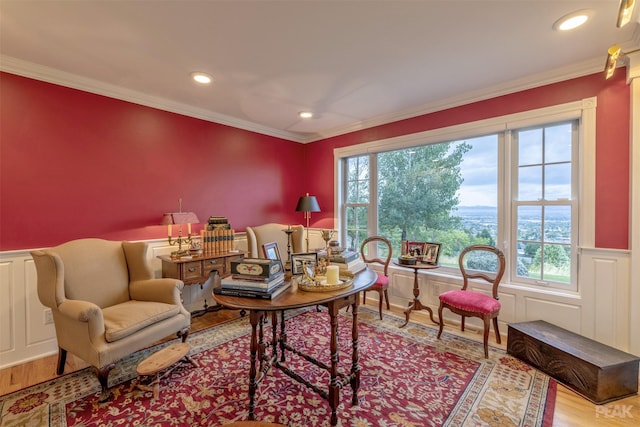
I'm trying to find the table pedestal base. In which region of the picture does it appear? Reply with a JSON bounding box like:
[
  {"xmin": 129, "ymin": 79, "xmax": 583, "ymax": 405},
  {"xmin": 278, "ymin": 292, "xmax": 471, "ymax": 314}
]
[
  {"xmin": 397, "ymin": 262, "xmax": 440, "ymax": 328},
  {"xmin": 402, "ymin": 298, "xmax": 437, "ymax": 327}
]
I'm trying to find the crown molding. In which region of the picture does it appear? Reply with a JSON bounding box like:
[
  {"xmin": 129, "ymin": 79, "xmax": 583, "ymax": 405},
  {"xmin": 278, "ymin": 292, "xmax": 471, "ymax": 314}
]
[
  {"xmin": 0, "ymin": 55, "xmax": 307, "ymax": 143},
  {"xmin": 0, "ymin": 53, "xmax": 622, "ymax": 145},
  {"xmin": 301, "ymin": 56, "xmax": 608, "ymax": 143}
]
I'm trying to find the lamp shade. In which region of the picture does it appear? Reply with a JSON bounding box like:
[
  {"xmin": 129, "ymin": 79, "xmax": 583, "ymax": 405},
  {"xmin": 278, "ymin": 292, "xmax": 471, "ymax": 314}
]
[
  {"xmin": 161, "ymin": 212, "xmax": 200, "ymax": 225},
  {"xmin": 296, "ymin": 193, "xmax": 321, "ymax": 213}
]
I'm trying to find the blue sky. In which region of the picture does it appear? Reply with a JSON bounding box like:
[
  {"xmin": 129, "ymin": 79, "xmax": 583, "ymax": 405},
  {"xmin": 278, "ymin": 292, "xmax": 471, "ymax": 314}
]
[
  {"xmin": 456, "ymin": 134, "xmax": 498, "ymax": 207},
  {"xmin": 456, "ymin": 123, "xmax": 572, "ymax": 206}
]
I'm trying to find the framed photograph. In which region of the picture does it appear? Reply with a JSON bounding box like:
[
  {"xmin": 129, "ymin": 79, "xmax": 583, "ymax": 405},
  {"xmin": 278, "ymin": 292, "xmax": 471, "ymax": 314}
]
[
  {"xmin": 262, "ymin": 242, "xmax": 281, "ymax": 260},
  {"xmin": 421, "ymin": 242, "xmax": 441, "ymax": 265},
  {"xmin": 405, "ymin": 241, "xmax": 426, "ymax": 257},
  {"xmin": 290, "ymin": 252, "xmax": 318, "ymax": 275}
]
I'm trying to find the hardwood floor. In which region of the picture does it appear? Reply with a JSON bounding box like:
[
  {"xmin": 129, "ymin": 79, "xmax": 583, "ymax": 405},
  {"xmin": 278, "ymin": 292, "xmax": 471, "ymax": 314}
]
[{"xmin": 1, "ymin": 306, "xmax": 638, "ymax": 426}]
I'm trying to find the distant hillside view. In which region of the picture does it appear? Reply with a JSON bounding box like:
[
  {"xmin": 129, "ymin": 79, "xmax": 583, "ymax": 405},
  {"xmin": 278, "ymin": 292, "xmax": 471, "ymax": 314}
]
[
  {"xmin": 454, "ymin": 205, "xmax": 572, "ymax": 283},
  {"xmin": 455, "ymin": 205, "xmax": 498, "ymax": 237}
]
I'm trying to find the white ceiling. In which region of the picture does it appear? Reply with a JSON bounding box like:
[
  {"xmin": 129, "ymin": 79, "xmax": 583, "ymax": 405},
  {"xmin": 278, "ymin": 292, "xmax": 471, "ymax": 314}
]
[{"xmin": 1, "ymin": 1, "xmax": 639, "ymax": 143}]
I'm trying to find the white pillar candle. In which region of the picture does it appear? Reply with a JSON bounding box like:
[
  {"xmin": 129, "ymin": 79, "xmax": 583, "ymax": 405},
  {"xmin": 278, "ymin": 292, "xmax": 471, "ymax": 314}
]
[
  {"xmin": 326, "ymin": 265, "xmax": 339, "ymax": 285},
  {"xmin": 168, "ymin": 224, "xmax": 172, "ymax": 238}
]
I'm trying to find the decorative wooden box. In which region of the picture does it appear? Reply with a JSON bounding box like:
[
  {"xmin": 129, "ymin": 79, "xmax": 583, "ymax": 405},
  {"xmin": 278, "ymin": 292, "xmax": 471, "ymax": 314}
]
[
  {"xmin": 230, "ymin": 258, "xmax": 283, "ymax": 280},
  {"xmin": 507, "ymin": 320, "xmax": 639, "ymax": 404}
]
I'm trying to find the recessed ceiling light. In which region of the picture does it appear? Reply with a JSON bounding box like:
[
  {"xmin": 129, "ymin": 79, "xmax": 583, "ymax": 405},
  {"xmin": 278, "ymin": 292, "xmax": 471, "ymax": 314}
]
[
  {"xmin": 553, "ymin": 9, "xmax": 592, "ymax": 31},
  {"xmin": 299, "ymin": 111, "xmax": 314, "ymax": 119},
  {"xmin": 191, "ymin": 72, "xmax": 212, "ymax": 84}
]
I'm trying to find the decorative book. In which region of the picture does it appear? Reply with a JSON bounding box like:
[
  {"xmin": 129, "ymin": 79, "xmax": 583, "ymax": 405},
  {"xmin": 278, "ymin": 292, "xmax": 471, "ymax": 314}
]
[{"xmin": 214, "ymin": 281, "xmax": 291, "ymax": 300}]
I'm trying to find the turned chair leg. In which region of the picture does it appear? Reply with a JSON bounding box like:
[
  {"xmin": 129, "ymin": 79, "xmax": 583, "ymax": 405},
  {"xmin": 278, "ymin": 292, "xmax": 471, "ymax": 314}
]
[
  {"xmin": 178, "ymin": 328, "xmax": 190, "ymax": 343},
  {"xmin": 482, "ymin": 318, "xmax": 491, "ymax": 358},
  {"xmin": 493, "ymin": 317, "xmax": 501, "ymax": 344},
  {"xmin": 94, "ymin": 364, "xmax": 116, "ymax": 402},
  {"xmin": 56, "ymin": 348, "xmax": 67, "ymax": 375},
  {"xmin": 437, "ymin": 305, "xmax": 445, "ymax": 339}
]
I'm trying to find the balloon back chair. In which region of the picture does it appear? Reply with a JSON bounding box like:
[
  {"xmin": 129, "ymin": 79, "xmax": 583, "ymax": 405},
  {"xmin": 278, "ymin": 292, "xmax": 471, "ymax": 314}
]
[
  {"xmin": 359, "ymin": 236, "xmax": 393, "ymax": 319},
  {"xmin": 437, "ymin": 244, "xmax": 505, "ymax": 358}
]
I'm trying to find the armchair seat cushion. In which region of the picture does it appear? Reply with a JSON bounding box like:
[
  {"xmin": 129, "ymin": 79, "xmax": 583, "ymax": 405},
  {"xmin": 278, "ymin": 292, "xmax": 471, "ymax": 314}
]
[
  {"xmin": 439, "ymin": 290, "xmax": 501, "ymax": 314},
  {"xmin": 103, "ymin": 301, "xmax": 181, "ymax": 343}
]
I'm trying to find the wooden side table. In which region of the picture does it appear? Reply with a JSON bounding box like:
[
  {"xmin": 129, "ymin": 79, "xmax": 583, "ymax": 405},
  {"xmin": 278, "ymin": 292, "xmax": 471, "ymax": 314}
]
[
  {"xmin": 213, "ymin": 269, "xmax": 377, "ymax": 427},
  {"xmin": 392, "ymin": 260, "xmax": 439, "ymax": 327},
  {"xmin": 158, "ymin": 251, "xmax": 244, "ymax": 316}
]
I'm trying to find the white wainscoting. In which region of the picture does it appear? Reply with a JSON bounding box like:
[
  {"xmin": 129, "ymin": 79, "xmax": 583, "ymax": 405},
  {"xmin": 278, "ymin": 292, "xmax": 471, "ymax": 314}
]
[
  {"xmin": 370, "ymin": 246, "xmax": 633, "ymax": 353},
  {"xmin": 0, "ymin": 241, "xmax": 632, "ymax": 369},
  {"xmin": 0, "ymin": 230, "xmax": 332, "ymax": 370}
]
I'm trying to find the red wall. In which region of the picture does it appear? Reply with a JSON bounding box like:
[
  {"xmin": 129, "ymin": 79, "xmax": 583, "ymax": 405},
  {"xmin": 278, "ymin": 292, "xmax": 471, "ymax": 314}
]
[
  {"xmin": 0, "ymin": 71, "xmax": 631, "ymax": 251},
  {"xmin": 306, "ymin": 72, "xmax": 631, "ymax": 250},
  {"xmin": 0, "ymin": 73, "xmax": 307, "ymax": 250}
]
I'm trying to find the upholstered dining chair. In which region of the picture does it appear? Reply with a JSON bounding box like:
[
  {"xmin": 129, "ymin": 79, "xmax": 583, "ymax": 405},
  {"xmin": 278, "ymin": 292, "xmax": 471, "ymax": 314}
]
[
  {"xmin": 359, "ymin": 236, "xmax": 393, "ymax": 319},
  {"xmin": 246, "ymin": 223, "xmax": 304, "ymax": 260},
  {"xmin": 437, "ymin": 244, "xmax": 505, "ymax": 358},
  {"xmin": 31, "ymin": 238, "xmax": 191, "ymax": 401}
]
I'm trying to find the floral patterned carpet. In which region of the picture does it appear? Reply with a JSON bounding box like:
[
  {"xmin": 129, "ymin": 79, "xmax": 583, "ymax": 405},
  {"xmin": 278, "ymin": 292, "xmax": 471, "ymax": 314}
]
[{"xmin": 0, "ymin": 306, "xmax": 555, "ymax": 426}]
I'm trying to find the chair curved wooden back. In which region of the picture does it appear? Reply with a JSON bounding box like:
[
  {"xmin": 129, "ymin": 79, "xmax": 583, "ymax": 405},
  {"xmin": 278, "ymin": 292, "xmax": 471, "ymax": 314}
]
[
  {"xmin": 458, "ymin": 244, "xmax": 505, "ymax": 298},
  {"xmin": 359, "ymin": 236, "xmax": 393, "ymax": 319},
  {"xmin": 437, "ymin": 244, "xmax": 505, "ymax": 358}
]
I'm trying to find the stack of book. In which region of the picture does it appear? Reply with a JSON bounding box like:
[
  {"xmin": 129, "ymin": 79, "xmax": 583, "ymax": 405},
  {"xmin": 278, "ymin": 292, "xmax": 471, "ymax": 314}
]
[
  {"xmin": 207, "ymin": 216, "xmax": 230, "ymax": 230},
  {"xmin": 215, "ymin": 259, "xmax": 289, "ymax": 299},
  {"xmin": 327, "ymin": 249, "xmax": 367, "ymax": 275}
]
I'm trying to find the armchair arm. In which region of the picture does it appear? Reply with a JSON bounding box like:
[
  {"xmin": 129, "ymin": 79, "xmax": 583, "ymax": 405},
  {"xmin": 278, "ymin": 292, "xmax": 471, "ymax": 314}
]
[
  {"xmin": 57, "ymin": 299, "xmax": 105, "ymax": 343},
  {"xmin": 129, "ymin": 278, "xmax": 184, "ymax": 305}
]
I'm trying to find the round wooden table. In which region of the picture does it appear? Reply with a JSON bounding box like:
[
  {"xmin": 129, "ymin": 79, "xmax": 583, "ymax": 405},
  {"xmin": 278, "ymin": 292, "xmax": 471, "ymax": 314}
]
[
  {"xmin": 213, "ymin": 268, "xmax": 376, "ymax": 427},
  {"xmin": 392, "ymin": 260, "xmax": 439, "ymax": 327}
]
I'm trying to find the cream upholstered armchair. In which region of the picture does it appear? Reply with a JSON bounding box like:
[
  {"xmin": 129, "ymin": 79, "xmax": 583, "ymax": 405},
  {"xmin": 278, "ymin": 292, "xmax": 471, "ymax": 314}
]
[
  {"xmin": 31, "ymin": 238, "xmax": 191, "ymax": 401},
  {"xmin": 246, "ymin": 223, "xmax": 304, "ymax": 260}
]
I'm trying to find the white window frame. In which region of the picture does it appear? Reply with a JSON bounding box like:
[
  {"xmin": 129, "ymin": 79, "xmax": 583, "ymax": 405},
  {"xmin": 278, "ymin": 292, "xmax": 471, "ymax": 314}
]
[{"xmin": 334, "ymin": 97, "xmax": 596, "ymax": 293}]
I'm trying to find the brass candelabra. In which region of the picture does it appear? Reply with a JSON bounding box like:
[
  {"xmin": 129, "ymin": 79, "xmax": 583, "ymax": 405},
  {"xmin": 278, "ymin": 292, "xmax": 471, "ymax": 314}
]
[{"xmin": 168, "ymin": 227, "xmax": 193, "ymax": 258}]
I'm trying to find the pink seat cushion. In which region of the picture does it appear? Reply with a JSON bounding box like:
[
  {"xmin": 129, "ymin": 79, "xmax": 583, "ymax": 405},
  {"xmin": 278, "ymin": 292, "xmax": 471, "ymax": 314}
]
[
  {"xmin": 371, "ymin": 273, "xmax": 389, "ymax": 288},
  {"xmin": 439, "ymin": 290, "xmax": 501, "ymax": 314}
]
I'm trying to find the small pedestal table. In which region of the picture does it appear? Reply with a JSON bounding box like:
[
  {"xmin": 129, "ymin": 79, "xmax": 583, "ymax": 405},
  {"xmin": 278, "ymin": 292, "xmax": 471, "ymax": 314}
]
[{"xmin": 392, "ymin": 260, "xmax": 440, "ymax": 327}]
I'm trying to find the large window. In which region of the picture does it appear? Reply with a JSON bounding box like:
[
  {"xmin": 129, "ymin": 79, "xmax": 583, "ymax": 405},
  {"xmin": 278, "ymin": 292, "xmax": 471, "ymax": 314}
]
[
  {"xmin": 512, "ymin": 122, "xmax": 577, "ymax": 287},
  {"xmin": 337, "ymin": 100, "xmax": 592, "ymax": 292}
]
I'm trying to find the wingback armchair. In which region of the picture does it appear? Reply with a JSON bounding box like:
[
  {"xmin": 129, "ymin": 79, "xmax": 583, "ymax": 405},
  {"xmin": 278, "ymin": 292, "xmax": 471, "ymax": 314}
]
[
  {"xmin": 246, "ymin": 223, "xmax": 304, "ymax": 259},
  {"xmin": 31, "ymin": 238, "xmax": 191, "ymax": 401}
]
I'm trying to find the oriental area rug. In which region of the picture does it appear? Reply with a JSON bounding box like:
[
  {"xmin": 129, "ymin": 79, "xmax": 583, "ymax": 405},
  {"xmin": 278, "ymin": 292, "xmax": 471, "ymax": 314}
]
[{"xmin": 0, "ymin": 306, "xmax": 556, "ymax": 427}]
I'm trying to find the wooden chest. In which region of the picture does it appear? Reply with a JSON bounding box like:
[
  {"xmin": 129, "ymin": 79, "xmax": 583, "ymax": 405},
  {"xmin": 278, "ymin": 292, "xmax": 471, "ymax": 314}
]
[{"xmin": 507, "ymin": 320, "xmax": 639, "ymax": 404}]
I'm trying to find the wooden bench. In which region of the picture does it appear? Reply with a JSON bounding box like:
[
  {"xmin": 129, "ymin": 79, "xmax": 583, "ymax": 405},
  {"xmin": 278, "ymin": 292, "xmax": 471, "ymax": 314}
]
[
  {"xmin": 507, "ymin": 320, "xmax": 639, "ymax": 404},
  {"xmin": 129, "ymin": 342, "xmax": 198, "ymax": 399}
]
